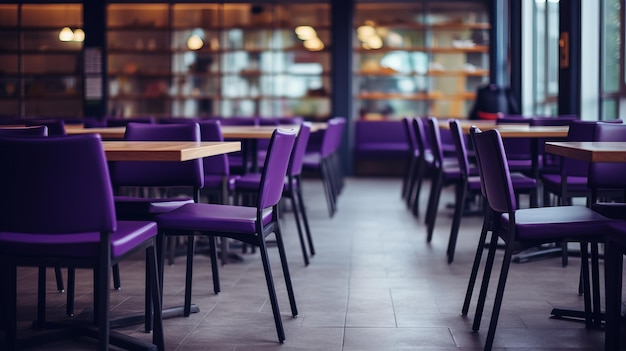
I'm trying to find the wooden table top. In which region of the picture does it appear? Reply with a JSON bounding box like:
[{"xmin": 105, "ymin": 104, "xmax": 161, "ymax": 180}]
[
  {"xmin": 102, "ymin": 141, "xmax": 241, "ymax": 161},
  {"xmin": 545, "ymin": 141, "xmax": 626, "ymax": 162},
  {"xmin": 66, "ymin": 123, "xmax": 317, "ymax": 140},
  {"xmin": 439, "ymin": 121, "xmax": 568, "ymax": 138}
]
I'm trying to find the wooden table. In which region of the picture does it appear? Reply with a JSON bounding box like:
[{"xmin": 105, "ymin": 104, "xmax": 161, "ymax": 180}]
[
  {"xmin": 66, "ymin": 123, "xmax": 324, "ymax": 140},
  {"xmin": 545, "ymin": 140, "xmax": 626, "ymax": 336},
  {"xmin": 441, "ymin": 121, "xmax": 569, "ymax": 178},
  {"xmin": 545, "ymin": 141, "xmax": 626, "ymax": 162},
  {"xmin": 102, "ymin": 141, "xmax": 241, "ymax": 161},
  {"xmin": 66, "ymin": 125, "xmax": 126, "ymax": 139}
]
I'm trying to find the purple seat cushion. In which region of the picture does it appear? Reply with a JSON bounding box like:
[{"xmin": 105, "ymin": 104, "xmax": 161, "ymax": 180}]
[
  {"xmin": 591, "ymin": 202, "xmax": 626, "ymax": 220},
  {"xmin": 233, "ymin": 173, "xmax": 262, "ymax": 191},
  {"xmin": 507, "ymin": 159, "xmax": 532, "ymax": 171},
  {"xmin": 302, "ymin": 153, "xmax": 322, "ymax": 168},
  {"xmin": 501, "ymin": 206, "xmax": 612, "ymax": 240},
  {"xmin": 115, "ymin": 196, "xmax": 193, "ymax": 219},
  {"xmin": 511, "ymin": 172, "xmax": 537, "ymax": 190},
  {"xmin": 157, "ymin": 203, "xmax": 272, "ymax": 234},
  {"xmin": 233, "ymin": 173, "xmax": 297, "ymax": 192},
  {"xmin": 540, "ymin": 174, "xmax": 588, "ymax": 193},
  {"xmin": 0, "ymin": 221, "xmax": 157, "ymax": 259},
  {"xmin": 468, "ymin": 176, "xmax": 482, "ymax": 191}
]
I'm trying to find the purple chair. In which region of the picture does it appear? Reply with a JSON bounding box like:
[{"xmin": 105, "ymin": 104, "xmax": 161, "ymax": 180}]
[
  {"xmin": 530, "ymin": 116, "xmax": 578, "ymax": 174},
  {"xmin": 303, "ymin": 117, "xmax": 345, "ymax": 217},
  {"xmin": 407, "ymin": 117, "xmax": 435, "ymax": 217},
  {"xmin": 541, "ymin": 120, "xmax": 596, "ymax": 207},
  {"xmin": 109, "ymin": 123, "xmax": 203, "ymax": 221},
  {"xmin": 0, "ymin": 134, "xmax": 163, "ymax": 350},
  {"xmin": 495, "ymin": 115, "xmax": 533, "ymax": 175},
  {"xmin": 401, "ymin": 117, "xmax": 420, "ymax": 202},
  {"xmin": 461, "ymin": 126, "xmax": 537, "ymax": 314},
  {"xmin": 423, "ymin": 117, "xmax": 478, "ymax": 243},
  {"xmin": 219, "ymin": 117, "xmax": 257, "ymax": 174},
  {"xmin": 156, "ymin": 129, "xmax": 298, "ymax": 343},
  {"xmin": 198, "ymin": 120, "xmax": 240, "ymax": 265},
  {"xmin": 589, "ymin": 122, "xmax": 626, "ymax": 219},
  {"xmin": 24, "ymin": 119, "xmax": 66, "ymax": 136},
  {"xmin": 0, "ymin": 125, "xmax": 48, "ymax": 136},
  {"xmin": 108, "ymin": 123, "xmax": 202, "ymax": 293},
  {"xmin": 470, "ymin": 128, "xmax": 612, "ymax": 350},
  {"xmin": 232, "ymin": 123, "xmax": 314, "ymax": 265}
]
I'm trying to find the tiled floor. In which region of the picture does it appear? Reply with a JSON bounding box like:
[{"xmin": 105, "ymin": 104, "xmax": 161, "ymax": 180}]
[{"xmin": 9, "ymin": 177, "xmax": 610, "ymax": 350}]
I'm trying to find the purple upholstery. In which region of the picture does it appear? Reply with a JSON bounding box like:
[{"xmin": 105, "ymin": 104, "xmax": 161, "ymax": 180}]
[
  {"xmin": 353, "ymin": 120, "xmax": 409, "ymax": 159},
  {"xmin": 303, "ymin": 118, "xmax": 344, "ymax": 217},
  {"xmin": 156, "ymin": 128, "xmax": 298, "ymax": 343},
  {"xmin": 232, "ymin": 123, "xmax": 314, "ymax": 265},
  {"xmin": 469, "ymin": 128, "xmax": 613, "ymax": 350},
  {"xmin": 589, "ymin": 122, "xmax": 626, "ymax": 189},
  {"xmin": 109, "ymin": 123, "xmax": 203, "ymax": 220},
  {"xmin": 588, "ymin": 122, "xmax": 626, "ymax": 220},
  {"xmin": 25, "ymin": 119, "xmax": 66, "ymax": 136},
  {"xmin": 444, "ymin": 119, "xmax": 484, "ymax": 262},
  {"xmin": 496, "ymin": 116, "xmax": 532, "ymax": 172},
  {"xmin": 197, "ymin": 120, "xmax": 240, "ymax": 206},
  {"xmin": 406, "ymin": 117, "xmax": 435, "ymax": 216},
  {"xmin": 501, "ymin": 206, "xmax": 611, "ymax": 240},
  {"xmin": 110, "ymin": 123, "xmax": 203, "ymax": 187},
  {"xmin": 0, "ymin": 133, "xmax": 163, "ymax": 350},
  {"xmin": 0, "ymin": 221, "xmax": 157, "ymax": 259},
  {"xmin": 424, "ymin": 118, "xmax": 466, "ymax": 242},
  {"xmin": 401, "ymin": 117, "xmax": 419, "ymax": 201},
  {"xmin": 0, "ymin": 125, "xmax": 48, "ymax": 136},
  {"xmin": 157, "ymin": 204, "xmax": 272, "ymax": 233}
]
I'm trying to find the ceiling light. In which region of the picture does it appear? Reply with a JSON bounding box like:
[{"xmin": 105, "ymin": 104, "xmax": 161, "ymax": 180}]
[
  {"xmin": 187, "ymin": 34, "xmax": 204, "ymax": 50},
  {"xmin": 72, "ymin": 28, "xmax": 85, "ymax": 42},
  {"xmin": 295, "ymin": 26, "xmax": 317, "ymax": 40},
  {"xmin": 59, "ymin": 27, "xmax": 74, "ymax": 42}
]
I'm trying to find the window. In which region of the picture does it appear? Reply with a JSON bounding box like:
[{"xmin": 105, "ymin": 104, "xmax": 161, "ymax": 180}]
[{"xmin": 532, "ymin": 0, "xmax": 560, "ymax": 115}]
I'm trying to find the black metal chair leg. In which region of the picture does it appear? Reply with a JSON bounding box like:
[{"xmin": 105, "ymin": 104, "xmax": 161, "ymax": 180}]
[{"xmin": 462, "ymin": 206, "xmax": 491, "ymax": 315}]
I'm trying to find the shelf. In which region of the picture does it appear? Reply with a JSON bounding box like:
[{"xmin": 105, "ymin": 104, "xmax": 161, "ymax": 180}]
[
  {"xmin": 354, "ymin": 22, "xmax": 489, "ymax": 30},
  {"xmin": 357, "ymin": 92, "xmax": 476, "ymax": 100},
  {"xmin": 356, "ymin": 69, "xmax": 489, "ymax": 77}
]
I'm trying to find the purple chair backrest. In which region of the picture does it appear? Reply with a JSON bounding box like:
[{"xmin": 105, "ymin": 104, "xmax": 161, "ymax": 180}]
[
  {"xmin": 412, "ymin": 117, "xmax": 429, "ymax": 155},
  {"xmin": 469, "ymin": 126, "xmax": 487, "ymax": 198},
  {"xmin": 496, "ymin": 116, "xmax": 531, "ymax": 160},
  {"xmin": 109, "ymin": 123, "xmax": 203, "ymax": 187},
  {"xmin": 288, "ymin": 122, "xmax": 312, "ymax": 177},
  {"xmin": 0, "ymin": 134, "xmax": 116, "ymax": 233},
  {"xmin": 560, "ymin": 120, "xmax": 597, "ymax": 178},
  {"xmin": 472, "ymin": 129, "xmax": 516, "ymax": 213},
  {"xmin": 589, "ymin": 122, "xmax": 626, "ymax": 189},
  {"xmin": 0, "ymin": 126, "xmax": 48, "ymax": 136},
  {"xmin": 25, "ymin": 119, "xmax": 66, "ymax": 136},
  {"xmin": 449, "ymin": 119, "xmax": 470, "ymax": 177},
  {"xmin": 198, "ymin": 120, "xmax": 230, "ymax": 176},
  {"xmin": 320, "ymin": 118, "xmax": 340, "ymax": 158},
  {"xmin": 402, "ymin": 117, "xmax": 418, "ymax": 153},
  {"xmin": 426, "ymin": 117, "xmax": 445, "ymax": 167},
  {"xmin": 258, "ymin": 128, "xmax": 297, "ymax": 209}
]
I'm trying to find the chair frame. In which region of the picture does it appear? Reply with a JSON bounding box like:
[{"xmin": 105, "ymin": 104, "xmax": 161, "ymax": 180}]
[{"xmin": 156, "ymin": 129, "xmax": 298, "ymax": 343}]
